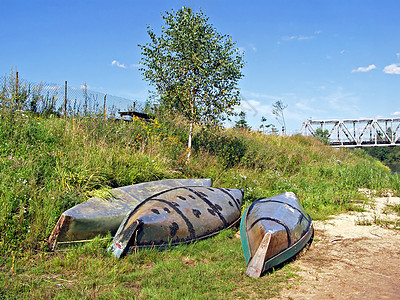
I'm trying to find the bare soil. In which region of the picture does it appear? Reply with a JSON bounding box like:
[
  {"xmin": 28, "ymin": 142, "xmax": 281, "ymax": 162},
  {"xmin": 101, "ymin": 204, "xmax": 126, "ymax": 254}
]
[{"xmin": 273, "ymin": 194, "xmax": 400, "ymax": 300}]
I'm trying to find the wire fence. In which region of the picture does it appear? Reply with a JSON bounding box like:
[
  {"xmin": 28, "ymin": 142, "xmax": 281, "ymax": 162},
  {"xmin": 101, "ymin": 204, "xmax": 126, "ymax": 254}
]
[{"xmin": 0, "ymin": 72, "xmax": 145, "ymax": 119}]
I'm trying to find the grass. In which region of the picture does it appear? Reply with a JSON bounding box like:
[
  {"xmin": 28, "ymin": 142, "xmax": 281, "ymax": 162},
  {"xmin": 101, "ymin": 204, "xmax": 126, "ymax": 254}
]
[
  {"xmin": 387, "ymin": 203, "xmax": 400, "ymax": 216},
  {"xmin": 1, "ymin": 76, "xmax": 400, "ymax": 298},
  {"xmin": 1, "ymin": 230, "xmax": 299, "ymax": 299}
]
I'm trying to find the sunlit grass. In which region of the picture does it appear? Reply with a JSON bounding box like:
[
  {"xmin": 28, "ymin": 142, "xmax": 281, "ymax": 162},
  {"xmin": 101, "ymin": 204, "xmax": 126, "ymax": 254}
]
[
  {"xmin": 1, "ymin": 102, "xmax": 400, "ymax": 298},
  {"xmin": 0, "ymin": 229, "xmax": 300, "ymax": 299}
]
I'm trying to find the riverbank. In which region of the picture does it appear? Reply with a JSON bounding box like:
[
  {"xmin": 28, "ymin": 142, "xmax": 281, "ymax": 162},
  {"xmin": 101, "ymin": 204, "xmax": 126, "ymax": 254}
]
[{"xmin": 274, "ymin": 194, "xmax": 400, "ymax": 299}]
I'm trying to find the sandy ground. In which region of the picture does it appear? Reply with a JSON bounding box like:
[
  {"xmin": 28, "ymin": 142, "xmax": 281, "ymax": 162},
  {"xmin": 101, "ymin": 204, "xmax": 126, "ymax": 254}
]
[{"xmin": 273, "ymin": 193, "xmax": 400, "ymax": 300}]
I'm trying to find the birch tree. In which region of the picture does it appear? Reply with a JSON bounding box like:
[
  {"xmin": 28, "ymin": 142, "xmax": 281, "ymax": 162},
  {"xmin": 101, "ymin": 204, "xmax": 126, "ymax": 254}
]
[
  {"xmin": 139, "ymin": 7, "xmax": 245, "ymax": 161},
  {"xmin": 272, "ymin": 100, "xmax": 287, "ymax": 135}
]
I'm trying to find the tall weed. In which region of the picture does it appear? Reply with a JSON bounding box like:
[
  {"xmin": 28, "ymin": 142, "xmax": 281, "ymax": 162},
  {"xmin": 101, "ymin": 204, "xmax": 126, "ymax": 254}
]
[
  {"xmin": 2, "ymin": 73, "xmax": 400, "ymax": 298},
  {"xmin": 1, "ymin": 75, "xmax": 400, "ymax": 256}
]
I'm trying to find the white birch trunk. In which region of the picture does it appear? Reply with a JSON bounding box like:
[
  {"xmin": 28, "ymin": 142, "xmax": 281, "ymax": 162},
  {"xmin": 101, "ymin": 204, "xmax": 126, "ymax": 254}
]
[{"xmin": 186, "ymin": 121, "xmax": 193, "ymax": 163}]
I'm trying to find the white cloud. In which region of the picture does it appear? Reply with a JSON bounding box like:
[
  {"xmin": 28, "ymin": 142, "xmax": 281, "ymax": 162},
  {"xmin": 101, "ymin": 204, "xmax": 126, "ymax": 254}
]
[
  {"xmin": 327, "ymin": 88, "xmax": 360, "ymax": 115},
  {"xmin": 383, "ymin": 63, "xmax": 400, "ymax": 75},
  {"xmin": 282, "ymin": 30, "xmax": 321, "ymax": 42},
  {"xmin": 242, "ymin": 91, "xmax": 276, "ymax": 101},
  {"xmin": 236, "ymin": 99, "xmax": 272, "ymax": 118},
  {"xmin": 293, "ymin": 99, "xmax": 321, "ymax": 114},
  {"xmin": 283, "ymin": 35, "xmax": 314, "ymax": 41},
  {"xmin": 351, "ymin": 64, "xmax": 376, "ymax": 73},
  {"xmin": 238, "ymin": 44, "xmax": 257, "ymax": 54},
  {"xmin": 111, "ymin": 60, "xmax": 127, "ymax": 69},
  {"xmin": 391, "ymin": 111, "xmax": 400, "ymax": 116},
  {"xmin": 297, "ymin": 35, "xmax": 315, "ymax": 41},
  {"xmin": 396, "ymin": 53, "xmax": 400, "ymax": 59}
]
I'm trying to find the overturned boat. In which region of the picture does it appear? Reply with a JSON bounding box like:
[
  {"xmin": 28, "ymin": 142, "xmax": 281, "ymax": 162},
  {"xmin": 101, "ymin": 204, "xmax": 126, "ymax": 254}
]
[
  {"xmin": 48, "ymin": 178, "xmax": 212, "ymax": 250},
  {"xmin": 109, "ymin": 186, "xmax": 243, "ymax": 258},
  {"xmin": 240, "ymin": 192, "xmax": 313, "ymax": 278}
]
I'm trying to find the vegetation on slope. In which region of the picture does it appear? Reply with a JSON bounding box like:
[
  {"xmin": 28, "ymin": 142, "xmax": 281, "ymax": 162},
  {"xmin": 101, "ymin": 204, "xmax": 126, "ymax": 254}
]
[
  {"xmin": 1, "ymin": 105, "xmax": 399, "ymax": 298},
  {"xmin": 0, "ymin": 110, "xmax": 396, "ymax": 252},
  {"xmin": 363, "ymin": 146, "xmax": 400, "ymax": 170}
]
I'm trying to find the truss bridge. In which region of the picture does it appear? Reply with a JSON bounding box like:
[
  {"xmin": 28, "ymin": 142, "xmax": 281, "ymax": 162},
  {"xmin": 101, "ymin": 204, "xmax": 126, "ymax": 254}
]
[{"xmin": 299, "ymin": 118, "xmax": 400, "ymax": 147}]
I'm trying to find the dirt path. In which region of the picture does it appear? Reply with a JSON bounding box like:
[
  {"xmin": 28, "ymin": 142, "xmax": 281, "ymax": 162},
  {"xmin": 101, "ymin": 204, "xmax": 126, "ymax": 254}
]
[{"xmin": 274, "ymin": 195, "xmax": 400, "ymax": 300}]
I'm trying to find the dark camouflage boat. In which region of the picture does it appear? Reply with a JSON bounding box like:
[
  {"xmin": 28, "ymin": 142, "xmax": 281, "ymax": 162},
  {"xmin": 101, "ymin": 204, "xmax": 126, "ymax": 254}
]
[
  {"xmin": 240, "ymin": 192, "xmax": 313, "ymax": 277},
  {"xmin": 109, "ymin": 186, "xmax": 243, "ymax": 258},
  {"xmin": 48, "ymin": 179, "xmax": 212, "ymax": 250}
]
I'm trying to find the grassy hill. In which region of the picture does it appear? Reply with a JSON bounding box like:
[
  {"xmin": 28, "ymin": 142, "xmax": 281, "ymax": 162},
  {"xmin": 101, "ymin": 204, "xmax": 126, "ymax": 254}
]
[{"xmin": 1, "ymin": 108, "xmax": 399, "ymax": 298}]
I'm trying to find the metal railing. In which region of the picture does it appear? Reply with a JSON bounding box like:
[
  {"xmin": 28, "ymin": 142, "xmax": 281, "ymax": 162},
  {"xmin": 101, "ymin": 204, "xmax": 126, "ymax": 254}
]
[{"xmin": 300, "ymin": 118, "xmax": 400, "ymax": 147}]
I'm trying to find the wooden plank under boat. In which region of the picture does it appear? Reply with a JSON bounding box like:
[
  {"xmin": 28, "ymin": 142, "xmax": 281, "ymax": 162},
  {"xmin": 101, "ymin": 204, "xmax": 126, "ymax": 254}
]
[
  {"xmin": 240, "ymin": 192, "xmax": 313, "ymax": 278},
  {"xmin": 48, "ymin": 178, "xmax": 212, "ymax": 250},
  {"xmin": 109, "ymin": 186, "xmax": 244, "ymax": 258}
]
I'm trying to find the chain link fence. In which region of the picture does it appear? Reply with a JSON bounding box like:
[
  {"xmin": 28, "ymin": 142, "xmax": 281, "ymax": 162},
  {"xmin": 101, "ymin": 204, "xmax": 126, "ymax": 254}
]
[{"xmin": 0, "ymin": 72, "xmax": 144, "ymax": 119}]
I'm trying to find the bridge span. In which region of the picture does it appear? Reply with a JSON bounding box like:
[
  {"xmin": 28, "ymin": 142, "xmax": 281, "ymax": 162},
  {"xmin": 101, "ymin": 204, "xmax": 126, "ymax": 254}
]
[{"xmin": 299, "ymin": 118, "xmax": 400, "ymax": 148}]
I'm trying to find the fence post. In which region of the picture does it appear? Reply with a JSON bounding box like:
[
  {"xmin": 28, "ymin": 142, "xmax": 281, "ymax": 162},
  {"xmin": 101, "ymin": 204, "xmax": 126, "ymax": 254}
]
[
  {"xmin": 64, "ymin": 81, "xmax": 67, "ymax": 116},
  {"xmin": 15, "ymin": 71, "xmax": 19, "ymax": 109},
  {"xmin": 103, "ymin": 94, "xmax": 107, "ymax": 121},
  {"xmin": 15, "ymin": 71, "xmax": 19, "ymax": 93}
]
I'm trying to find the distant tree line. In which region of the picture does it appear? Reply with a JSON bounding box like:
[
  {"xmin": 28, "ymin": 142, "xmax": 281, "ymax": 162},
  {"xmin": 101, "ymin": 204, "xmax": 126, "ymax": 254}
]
[{"xmin": 362, "ymin": 146, "xmax": 400, "ymax": 166}]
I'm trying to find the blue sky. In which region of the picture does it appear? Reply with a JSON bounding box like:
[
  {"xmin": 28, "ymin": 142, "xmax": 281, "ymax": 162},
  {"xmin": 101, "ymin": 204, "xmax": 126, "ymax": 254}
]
[{"xmin": 1, "ymin": 0, "xmax": 399, "ymax": 133}]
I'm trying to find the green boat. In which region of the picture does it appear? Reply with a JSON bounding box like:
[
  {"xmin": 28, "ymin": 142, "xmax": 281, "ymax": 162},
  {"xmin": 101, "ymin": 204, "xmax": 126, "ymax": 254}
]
[
  {"xmin": 48, "ymin": 179, "xmax": 212, "ymax": 250},
  {"xmin": 240, "ymin": 192, "xmax": 313, "ymax": 278},
  {"xmin": 109, "ymin": 186, "xmax": 243, "ymax": 258}
]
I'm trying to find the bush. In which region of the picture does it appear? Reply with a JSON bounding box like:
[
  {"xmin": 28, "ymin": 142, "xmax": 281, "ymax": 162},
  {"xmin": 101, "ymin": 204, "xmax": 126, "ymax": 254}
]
[
  {"xmin": 1, "ymin": 73, "xmax": 399, "ymax": 256},
  {"xmin": 193, "ymin": 128, "xmax": 247, "ymax": 167}
]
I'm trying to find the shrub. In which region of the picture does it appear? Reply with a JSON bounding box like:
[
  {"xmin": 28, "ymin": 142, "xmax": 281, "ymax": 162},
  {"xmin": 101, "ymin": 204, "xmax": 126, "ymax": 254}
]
[{"xmin": 193, "ymin": 128, "xmax": 247, "ymax": 167}]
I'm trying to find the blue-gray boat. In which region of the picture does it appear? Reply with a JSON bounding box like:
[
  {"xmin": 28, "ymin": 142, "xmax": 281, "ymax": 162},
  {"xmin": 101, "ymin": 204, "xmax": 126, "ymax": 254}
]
[
  {"xmin": 109, "ymin": 186, "xmax": 243, "ymax": 258},
  {"xmin": 48, "ymin": 178, "xmax": 212, "ymax": 250},
  {"xmin": 240, "ymin": 192, "xmax": 313, "ymax": 277}
]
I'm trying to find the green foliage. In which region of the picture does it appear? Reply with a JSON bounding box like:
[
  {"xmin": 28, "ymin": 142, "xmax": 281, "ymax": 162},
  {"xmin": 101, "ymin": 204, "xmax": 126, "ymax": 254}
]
[
  {"xmin": 0, "ymin": 111, "xmax": 185, "ymax": 254},
  {"xmin": 314, "ymin": 128, "xmax": 330, "ymax": 145},
  {"xmin": 272, "ymin": 100, "xmax": 287, "ymax": 134},
  {"xmin": 388, "ymin": 203, "xmax": 400, "ymax": 215},
  {"xmin": 234, "ymin": 111, "xmax": 251, "ymax": 131},
  {"xmin": 0, "ymin": 70, "xmax": 57, "ymax": 114},
  {"xmin": 2, "ymin": 104, "xmax": 398, "ymax": 256},
  {"xmin": 0, "ymin": 228, "xmax": 297, "ymax": 299},
  {"xmin": 2, "ymin": 72, "xmax": 400, "ymax": 298},
  {"xmin": 139, "ymin": 6, "xmax": 244, "ymax": 126},
  {"xmin": 192, "ymin": 128, "xmax": 247, "ymax": 167},
  {"xmin": 362, "ymin": 146, "xmax": 400, "ymax": 173},
  {"xmin": 259, "ymin": 116, "xmax": 272, "ymax": 133}
]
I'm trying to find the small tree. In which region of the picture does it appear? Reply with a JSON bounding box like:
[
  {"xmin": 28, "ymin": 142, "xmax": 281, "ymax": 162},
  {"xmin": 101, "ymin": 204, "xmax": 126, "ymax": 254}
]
[
  {"xmin": 315, "ymin": 128, "xmax": 330, "ymax": 145},
  {"xmin": 270, "ymin": 125, "xmax": 279, "ymax": 135},
  {"xmin": 234, "ymin": 111, "xmax": 250, "ymax": 131},
  {"xmin": 272, "ymin": 100, "xmax": 287, "ymax": 135},
  {"xmin": 259, "ymin": 116, "xmax": 272, "ymax": 134},
  {"xmin": 139, "ymin": 7, "xmax": 245, "ymax": 161}
]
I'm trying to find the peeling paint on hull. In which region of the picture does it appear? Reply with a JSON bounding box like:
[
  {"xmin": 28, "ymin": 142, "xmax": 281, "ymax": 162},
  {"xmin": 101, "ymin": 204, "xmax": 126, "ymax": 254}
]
[
  {"xmin": 48, "ymin": 179, "xmax": 212, "ymax": 250},
  {"xmin": 240, "ymin": 192, "xmax": 313, "ymax": 277},
  {"xmin": 109, "ymin": 186, "xmax": 244, "ymax": 258}
]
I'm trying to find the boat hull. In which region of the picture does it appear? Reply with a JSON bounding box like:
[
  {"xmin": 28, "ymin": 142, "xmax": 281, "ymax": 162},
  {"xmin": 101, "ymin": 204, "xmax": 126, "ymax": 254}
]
[
  {"xmin": 48, "ymin": 178, "xmax": 212, "ymax": 250},
  {"xmin": 240, "ymin": 192, "xmax": 313, "ymax": 277},
  {"xmin": 109, "ymin": 186, "xmax": 243, "ymax": 258}
]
